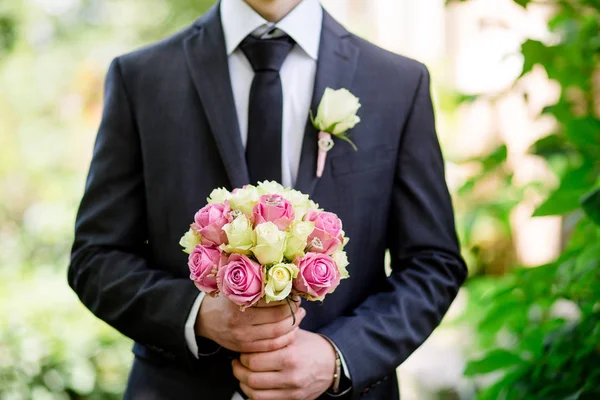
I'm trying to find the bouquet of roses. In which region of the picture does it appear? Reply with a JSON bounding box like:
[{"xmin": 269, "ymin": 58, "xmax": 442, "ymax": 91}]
[{"xmin": 179, "ymin": 181, "xmax": 350, "ymax": 313}]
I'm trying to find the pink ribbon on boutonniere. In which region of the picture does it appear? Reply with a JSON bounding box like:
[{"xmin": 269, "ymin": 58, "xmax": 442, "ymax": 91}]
[
  {"xmin": 310, "ymin": 88, "xmax": 361, "ymax": 178},
  {"xmin": 316, "ymin": 131, "xmax": 335, "ymax": 178}
]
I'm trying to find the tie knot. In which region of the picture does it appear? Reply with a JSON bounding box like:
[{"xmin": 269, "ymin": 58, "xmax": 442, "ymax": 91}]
[{"xmin": 240, "ymin": 34, "xmax": 295, "ymax": 72}]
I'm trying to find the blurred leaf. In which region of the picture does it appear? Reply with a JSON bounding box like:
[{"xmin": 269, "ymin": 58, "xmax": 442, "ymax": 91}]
[
  {"xmin": 456, "ymin": 93, "xmax": 480, "ymax": 104},
  {"xmin": 533, "ymin": 164, "xmax": 596, "ymax": 217},
  {"xmin": 530, "ymin": 133, "xmax": 574, "ymax": 159},
  {"xmin": 482, "ymin": 145, "xmax": 508, "ymax": 171},
  {"xmin": 0, "ymin": 15, "xmax": 17, "ymax": 57},
  {"xmin": 477, "ymin": 369, "xmax": 526, "ymax": 400},
  {"xmin": 580, "ymin": 187, "xmax": 600, "ymax": 225},
  {"xmin": 574, "ymin": 242, "xmax": 600, "ymax": 273},
  {"xmin": 521, "ymin": 40, "xmax": 550, "ymax": 77},
  {"xmin": 464, "ymin": 350, "xmax": 523, "ymax": 376},
  {"xmin": 533, "ymin": 189, "xmax": 584, "ymax": 216},
  {"xmin": 564, "ymin": 118, "xmax": 600, "ymax": 156},
  {"xmin": 563, "ymin": 389, "xmax": 584, "ymax": 400},
  {"xmin": 514, "ymin": 0, "xmax": 531, "ymax": 8}
]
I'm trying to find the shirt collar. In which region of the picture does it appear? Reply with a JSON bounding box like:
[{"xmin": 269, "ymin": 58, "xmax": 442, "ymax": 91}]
[{"xmin": 220, "ymin": 0, "xmax": 323, "ymax": 60}]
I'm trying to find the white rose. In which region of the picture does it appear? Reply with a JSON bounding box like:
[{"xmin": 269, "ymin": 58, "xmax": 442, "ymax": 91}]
[
  {"xmin": 340, "ymin": 230, "xmax": 350, "ymax": 249},
  {"xmin": 281, "ymin": 189, "xmax": 312, "ymax": 220},
  {"xmin": 206, "ymin": 187, "xmax": 231, "ymax": 204},
  {"xmin": 221, "ymin": 214, "xmax": 254, "ymax": 254},
  {"xmin": 229, "ymin": 185, "xmax": 259, "ymax": 216},
  {"xmin": 284, "ymin": 221, "xmax": 315, "ymax": 260},
  {"xmin": 179, "ymin": 228, "xmax": 201, "ymax": 254},
  {"xmin": 314, "ymin": 88, "xmax": 361, "ymax": 135},
  {"xmin": 264, "ymin": 263, "xmax": 299, "ymax": 303},
  {"xmin": 252, "ymin": 222, "xmax": 287, "ymax": 265},
  {"xmin": 257, "ymin": 181, "xmax": 285, "ymax": 195},
  {"xmin": 331, "ymin": 250, "xmax": 350, "ymax": 279}
]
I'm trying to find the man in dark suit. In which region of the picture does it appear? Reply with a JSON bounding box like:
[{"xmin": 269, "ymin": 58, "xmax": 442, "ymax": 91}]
[{"xmin": 68, "ymin": 0, "xmax": 467, "ymax": 398}]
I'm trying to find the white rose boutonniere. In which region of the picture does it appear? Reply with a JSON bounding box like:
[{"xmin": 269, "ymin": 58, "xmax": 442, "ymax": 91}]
[{"xmin": 310, "ymin": 88, "xmax": 361, "ymax": 177}]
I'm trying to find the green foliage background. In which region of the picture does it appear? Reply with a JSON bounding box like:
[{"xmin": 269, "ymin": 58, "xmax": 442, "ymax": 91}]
[
  {"xmin": 1, "ymin": 0, "xmax": 599, "ymax": 398},
  {"xmin": 0, "ymin": 1, "xmax": 215, "ymax": 398},
  {"xmin": 448, "ymin": 0, "xmax": 600, "ymax": 398}
]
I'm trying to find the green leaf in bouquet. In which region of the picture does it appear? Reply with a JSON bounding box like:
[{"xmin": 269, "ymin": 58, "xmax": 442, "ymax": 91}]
[
  {"xmin": 464, "ymin": 349, "xmax": 524, "ymax": 376},
  {"xmin": 580, "ymin": 187, "xmax": 600, "ymax": 226}
]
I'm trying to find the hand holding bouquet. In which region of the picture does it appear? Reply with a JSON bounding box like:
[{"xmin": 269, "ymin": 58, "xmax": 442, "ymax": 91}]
[{"xmin": 180, "ymin": 181, "xmax": 350, "ymax": 315}]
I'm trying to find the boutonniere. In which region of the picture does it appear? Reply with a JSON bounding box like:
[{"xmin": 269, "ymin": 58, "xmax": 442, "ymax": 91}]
[{"xmin": 310, "ymin": 88, "xmax": 361, "ymax": 178}]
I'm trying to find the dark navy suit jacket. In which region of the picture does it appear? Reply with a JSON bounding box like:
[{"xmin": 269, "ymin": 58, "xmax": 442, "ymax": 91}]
[{"xmin": 68, "ymin": 3, "xmax": 467, "ymax": 399}]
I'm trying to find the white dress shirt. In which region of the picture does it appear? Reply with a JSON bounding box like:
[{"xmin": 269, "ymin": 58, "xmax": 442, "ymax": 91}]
[{"xmin": 183, "ymin": 1, "xmax": 344, "ymax": 397}]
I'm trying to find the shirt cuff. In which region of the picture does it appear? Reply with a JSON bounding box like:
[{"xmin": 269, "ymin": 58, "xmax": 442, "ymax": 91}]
[
  {"xmin": 320, "ymin": 334, "xmax": 351, "ymax": 380},
  {"xmin": 185, "ymin": 291, "xmax": 206, "ymax": 359}
]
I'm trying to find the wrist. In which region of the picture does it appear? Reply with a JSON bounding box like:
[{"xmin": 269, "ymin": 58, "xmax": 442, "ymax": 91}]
[
  {"xmin": 318, "ymin": 335, "xmax": 339, "ymax": 390},
  {"xmin": 195, "ymin": 297, "xmax": 210, "ymax": 340},
  {"xmin": 319, "ymin": 335, "xmax": 352, "ymax": 397},
  {"xmin": 330, "ymin": 348, "xmax": 342, "ymax": 393}
]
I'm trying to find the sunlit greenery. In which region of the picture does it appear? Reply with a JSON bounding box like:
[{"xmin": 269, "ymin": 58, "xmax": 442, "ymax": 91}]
[
  {"xmin": 449, "ymin": 0, "xmax": 600, "ymax": 398},
  {"xmin": 2, "ymin": 0, "xmax": 599, "ymax": 398},
  {"xmin": 0, "ymin": 1, "xmax": 214, "ymax": 398}
]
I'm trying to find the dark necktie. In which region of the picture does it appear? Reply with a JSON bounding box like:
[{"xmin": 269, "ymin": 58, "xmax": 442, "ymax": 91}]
[{"xmin": 240, "ymin": 34, "xmax": 295, "ymax": 185}]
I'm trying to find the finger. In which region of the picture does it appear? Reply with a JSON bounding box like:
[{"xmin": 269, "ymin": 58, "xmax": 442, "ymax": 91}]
[
  {"xmin": 233, "ymin": 361, "xmax": 291, "ymax": 390},
  {"xmin": 232, "ymin": 359, "xmax": 251, "ymax": 384},
  {"xmin": 235, "ymin": 304, "xmax": 288, "ymax": 325},
  {"xmin": 239, "ymin": 327, "xmax": 298, "ymax": 353},
  {"xmin": 242, "ymin": 308, "xmax": 306, "ymax": 342},
  {"xmin": 244, "ymin": 302, "xmax": 300, "ymax": 325},
  {"xmin": 240, "ymin": 347, "xmax": 289, "ymax": 372},
  {"xmin": 240, "ymin": 383, "xmax": 299, "ymax": 400}
]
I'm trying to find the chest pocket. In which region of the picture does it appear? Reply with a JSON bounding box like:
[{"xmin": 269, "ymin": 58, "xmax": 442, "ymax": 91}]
[{"xmin": 329, "ymin": 146, "xmax": 396, "ymax": 177}]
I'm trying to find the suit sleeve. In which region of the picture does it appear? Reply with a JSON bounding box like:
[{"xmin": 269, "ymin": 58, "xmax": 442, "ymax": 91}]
[
  {"xmin": 68, "ymin": 58, "xmax": 200, "ymax": 363},
  {"xmin": 318, "ymin": 65, "xmax": 468, "ymax": 397}
]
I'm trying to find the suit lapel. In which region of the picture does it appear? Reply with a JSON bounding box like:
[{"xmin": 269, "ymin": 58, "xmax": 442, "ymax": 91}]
[
  {"xmin": 183, "ymin": 4, "xmax": 250, "ymax": 189},
  {"xmin": 294, "ymin": 11, "xmax": 359, "ymax": 196}
]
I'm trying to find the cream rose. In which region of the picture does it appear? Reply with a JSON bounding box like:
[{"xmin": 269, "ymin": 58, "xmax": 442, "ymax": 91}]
[
  {"xmin": 179, "ymin": 228, "xmax": 201, "ymax": 254},
  {"xmin": 252, "ymin": 222, "xmax": 286, "ymax": 265},
  {"xmin": 284, "ymin": 221, "xmax": 314, "ymax": 260},
  {"xmin": 220, "ymin": 214, "xmax": 254, "ymax": 254},
  {"xmin": 206, "ymin": 187, "xmax": 231, "ymax": 204},
  {"xmin": 229, "ymin": 185, "xmax": 259, "ymax": 216},
  {"xmin": 331, "ymin": 250, "xmax": 350, "ymax": 279},
  {"xmin": 314, "ymin": 88, "xmax": 361, "ymax": 135},
  {"xmin": 264, "ymin": 263, "xmax": 299, "ymax": 303},
  {"xmin": 281, "ymin": 189, "xmax": 313, "ymax": 220},
  {"xmin": 257, "ymin": 181, "xmax": 285, "ymax": 195}
]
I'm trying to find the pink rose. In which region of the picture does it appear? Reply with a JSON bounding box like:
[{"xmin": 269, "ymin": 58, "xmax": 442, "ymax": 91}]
[
  {"xmin": 194, "ymin": 202, "xmax": 230, "ymax": 246},
  {"xmin": 252, "ymin": 194, "xmax": 295, "ymax": 230},
  {"xmin": 304, "ymin": 210, "xmax": 343, "ymax": 255},
  {"xmin": 293, "ymin": 252, "xmax": 340, "ymax": 301},
  {"xmin": 217, "ymin": 254, "xmax": 264, "ymax": 309},
  {"xmin": 188, "ymin": 245, "xmax": 222, "ymax": 295}
]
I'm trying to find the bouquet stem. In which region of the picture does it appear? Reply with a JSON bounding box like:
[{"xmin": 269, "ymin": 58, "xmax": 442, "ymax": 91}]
[{"xmin": 286, "ymin": 297, "xmax": 298, "ymax": 326}]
